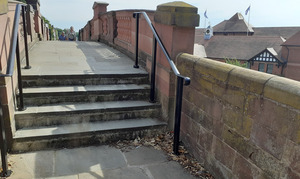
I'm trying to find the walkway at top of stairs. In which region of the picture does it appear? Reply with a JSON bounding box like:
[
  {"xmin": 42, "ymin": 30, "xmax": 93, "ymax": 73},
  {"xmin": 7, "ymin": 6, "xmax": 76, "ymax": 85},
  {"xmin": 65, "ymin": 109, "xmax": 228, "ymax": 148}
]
[{"xmin": 22, "ymin": 41, "xmax": 147, "ymax": 76}]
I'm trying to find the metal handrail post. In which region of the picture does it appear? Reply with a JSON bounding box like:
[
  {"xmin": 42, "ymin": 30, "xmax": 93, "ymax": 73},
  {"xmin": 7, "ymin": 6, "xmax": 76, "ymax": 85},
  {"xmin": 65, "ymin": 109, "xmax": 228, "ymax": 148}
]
[
  {"xmin": 21, "ymin": 5, "xmax": 31, "ymax": 69},
  {"xmin": 133, "ymin": 12, "xmax": 191, "ymax": 155},
  {"xmin": 0, "ymin": 99, "xmax": 11, "ymax": 177},
  {"xmin": 150, "ymin": 35, "xmax": 157, "ymax": 103},
  {"xmin": 41, "ymin": 19, "xmax": 44, "ymax": 36},
  {"xmin": 133, "ymin": 13, "xmax": 139, "ymax": 68},
  {"xmin": 173, "ymin": 76, "xmax": 184, "ymax": 155},
  {"xmin": 16, "ymin": 36, "xmax": 25, "ymax": 111}
]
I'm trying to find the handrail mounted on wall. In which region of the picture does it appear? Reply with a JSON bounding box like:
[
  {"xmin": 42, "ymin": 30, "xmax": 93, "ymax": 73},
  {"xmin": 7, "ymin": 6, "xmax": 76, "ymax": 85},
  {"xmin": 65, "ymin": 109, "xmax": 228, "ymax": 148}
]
[{"xmin": 0, "ymin": 3, "xmax": 31, "ymax": 177}]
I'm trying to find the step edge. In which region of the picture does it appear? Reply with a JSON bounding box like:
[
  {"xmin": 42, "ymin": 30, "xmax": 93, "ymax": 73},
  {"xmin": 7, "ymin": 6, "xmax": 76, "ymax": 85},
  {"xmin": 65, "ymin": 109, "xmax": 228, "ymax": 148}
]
[
  {"xmin": 22, "ymin": 73, "xmax": 149, "ymax": 79},
  {"xmin": 23, "ymin": 88, "xmax": 150, "ymax": 96},
  {"xmin": 15, "ymin": 103, "xmax": 161, "ymax": 116},
  {"xmin": 13, "ymin": 119, "xmax": 167, "ymax": 140}
]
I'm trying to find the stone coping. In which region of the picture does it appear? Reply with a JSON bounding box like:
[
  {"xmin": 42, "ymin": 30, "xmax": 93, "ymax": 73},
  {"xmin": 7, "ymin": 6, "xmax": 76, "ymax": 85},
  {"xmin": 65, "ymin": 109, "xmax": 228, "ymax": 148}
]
[{"xmin": 177, "ymin": 53, "xmax": 300, "ymax": 109}]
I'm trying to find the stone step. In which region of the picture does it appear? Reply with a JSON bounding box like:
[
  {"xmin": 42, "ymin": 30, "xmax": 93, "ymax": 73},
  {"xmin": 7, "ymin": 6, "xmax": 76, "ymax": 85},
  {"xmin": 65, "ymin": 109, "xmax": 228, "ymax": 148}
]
[
  {"xmin": 12, "ymin": 118, "xmax": 167, "ymax": 153},
  {"xmin": 23, "ymin": 84, "xmax": 150, "ymax": 105},
  {"xmin": 22, "ymin": 73, "xmax": 149, "ymax": 87},
  {"xmin": 15, "ymin": 101, "xmax": 160, "ymax": 129}
]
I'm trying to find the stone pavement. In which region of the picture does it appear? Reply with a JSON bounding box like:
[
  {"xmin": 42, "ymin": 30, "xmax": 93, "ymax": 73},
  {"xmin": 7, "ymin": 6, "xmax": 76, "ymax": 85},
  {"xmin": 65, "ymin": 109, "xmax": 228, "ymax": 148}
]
[
  {"xmin": 7, "ymin": 145, "xmax": 196, "ymax": 179},
  {"xmin": 22, "ymin": 41, "xmax": 147, "ymax": 76}
]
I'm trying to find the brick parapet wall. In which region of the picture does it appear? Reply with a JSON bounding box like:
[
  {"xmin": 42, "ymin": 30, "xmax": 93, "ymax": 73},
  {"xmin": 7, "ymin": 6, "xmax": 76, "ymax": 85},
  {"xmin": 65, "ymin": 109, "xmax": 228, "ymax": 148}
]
[
  {"xmin": 177, "ymin": 53, "xmax": 300, "ymax": 179},
  {"xmin": 0, "ymin": 0, "xmax": 47, "ymax": 147},
  {"xmin": 81, "ymin": 9, "xmax": 155, "ymax": 65}
]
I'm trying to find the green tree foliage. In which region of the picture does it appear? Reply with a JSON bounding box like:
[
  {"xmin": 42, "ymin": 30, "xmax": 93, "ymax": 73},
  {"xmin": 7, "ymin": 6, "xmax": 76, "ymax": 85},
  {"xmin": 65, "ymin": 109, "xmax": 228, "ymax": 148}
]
[
  {"xmin": 56, "ymin": 28, "xmax": 63, "ymax": 36},
  {"xmin": 225, "ymin": 58, "xmax": 248, "ymax": 68},
  {"xmin": 42, "ymin": 16, "xmax": 50, "ymax": 25},
  {"xmin": 42, "ymin": 16, "xmax": 55, "ymax": 40}
]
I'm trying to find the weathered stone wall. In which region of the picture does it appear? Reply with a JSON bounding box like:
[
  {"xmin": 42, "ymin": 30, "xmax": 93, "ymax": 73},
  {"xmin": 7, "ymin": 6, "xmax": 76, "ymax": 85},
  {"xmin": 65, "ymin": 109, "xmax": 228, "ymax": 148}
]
[{"xmin": 177, "ymin": 53, "xmax": 300, "ymax": 179}]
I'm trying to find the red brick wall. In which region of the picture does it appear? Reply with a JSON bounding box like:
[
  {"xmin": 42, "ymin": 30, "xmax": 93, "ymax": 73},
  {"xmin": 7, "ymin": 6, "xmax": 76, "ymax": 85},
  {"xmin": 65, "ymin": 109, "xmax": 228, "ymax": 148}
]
[
  {"xmin": 282, "ymin": 46, "xmax": 300, "ymax": 81},
  {"xmin": 0, "ymin": 1, "xmax": 46, "ymax": 146},
  {"xmin": 81, "ymin": 10, "xmax": 155, "ymax": 59},
  {"xmin": 82, "ymin": 23, "xmax": 90, "ymax": 41},
  {"xmin": 113, "ymin": 10, "xmax": 155, "ymax": 58},
  {"xmin": 250, "ymin": 62, "xmax": 283, "ymax": 76},
  {"xmin": 177, "ymin": 53, "xmax": 300, "ymax": 179}
]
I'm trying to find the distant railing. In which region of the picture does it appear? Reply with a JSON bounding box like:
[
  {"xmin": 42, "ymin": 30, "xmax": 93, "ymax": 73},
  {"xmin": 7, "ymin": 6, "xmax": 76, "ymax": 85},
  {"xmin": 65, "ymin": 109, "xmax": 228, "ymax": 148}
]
[
  {"xmin": 0, "ymin": 3, "xmax": 31, "ymax": 177},
  {"xmin": 133, "ymin": 12, "xmax": 190, "ymax": 155}
]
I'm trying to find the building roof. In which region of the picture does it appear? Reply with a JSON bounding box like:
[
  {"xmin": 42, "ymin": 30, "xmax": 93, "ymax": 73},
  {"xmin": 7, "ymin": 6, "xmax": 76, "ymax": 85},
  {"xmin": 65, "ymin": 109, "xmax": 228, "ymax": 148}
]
[
  {"xmin": 196, "ymin": 35, "xmax": 284, "ymax": 61},
  {"xmin": 195, "ymin": 28, "xmax": 205, "ymax": 36},
  {"xmin": 194, "ymin": 13, "xmax": 300, "ymax": 62},
  {"xmin": 267, "ymin": 47, "xmax": 278, "ymax": 57},
  {"xmin": 253, "ymin": 27, "xmax": 300, "ymax": 40},
  {"xmin": 213, "ymin": 13, "xmax": 254, "ymax": 34},
  {"xmin": 281, "ymin": 31, "xmax": 300, "ymax": 46}
]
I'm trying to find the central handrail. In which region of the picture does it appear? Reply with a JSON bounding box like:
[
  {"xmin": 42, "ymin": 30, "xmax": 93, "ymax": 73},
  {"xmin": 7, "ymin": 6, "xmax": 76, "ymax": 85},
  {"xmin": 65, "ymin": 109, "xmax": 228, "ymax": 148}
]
[
  {"xmin": 133, "ymin": 12, "xmax": 190, "ymax": 85},
  {"xmin": 0, "ymin": 3, "xmax": 30, "ymax": 111},
  {"xmin": 133, "ymin": 12, "xmax": 190, "ymax": 155},
  {"xmin": 5, "ymin": 4, "xmax": 21, "ymax": 76}
]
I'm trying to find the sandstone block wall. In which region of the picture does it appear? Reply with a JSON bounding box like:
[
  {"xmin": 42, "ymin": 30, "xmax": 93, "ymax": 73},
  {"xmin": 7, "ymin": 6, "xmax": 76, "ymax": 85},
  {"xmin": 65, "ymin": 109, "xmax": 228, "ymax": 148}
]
[{"xmin": 177, "ymin": 53, "xmax": 300, "ymax": 179}]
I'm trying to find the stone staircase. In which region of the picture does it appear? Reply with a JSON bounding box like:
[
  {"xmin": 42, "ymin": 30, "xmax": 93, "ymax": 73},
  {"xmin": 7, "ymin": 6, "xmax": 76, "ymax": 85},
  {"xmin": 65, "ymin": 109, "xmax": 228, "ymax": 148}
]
[{"xmin": 12, "ymin": 73, "xmax": 166, "ymax": 153}]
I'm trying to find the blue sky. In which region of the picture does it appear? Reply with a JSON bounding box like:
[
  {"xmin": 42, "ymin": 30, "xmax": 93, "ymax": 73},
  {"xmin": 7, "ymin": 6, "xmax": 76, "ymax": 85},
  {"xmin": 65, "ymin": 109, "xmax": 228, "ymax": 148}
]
[{"xmin": 40, "ymin": 0, "xmax": 300, "ymax": 32}]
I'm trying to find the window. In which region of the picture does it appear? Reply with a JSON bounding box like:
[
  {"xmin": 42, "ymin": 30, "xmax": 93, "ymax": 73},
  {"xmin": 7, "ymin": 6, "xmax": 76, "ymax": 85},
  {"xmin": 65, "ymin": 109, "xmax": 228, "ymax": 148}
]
[
  {"xmin": 258, "ymin": 63, "xmax": 265, "ymax": 72},
  {"xmin": 267, "ymin": 64, "xmax": 273, "ymax": 74},
  {"xmin": 246, "ymin": 62, "xmax": 250, "ymax": 69}
]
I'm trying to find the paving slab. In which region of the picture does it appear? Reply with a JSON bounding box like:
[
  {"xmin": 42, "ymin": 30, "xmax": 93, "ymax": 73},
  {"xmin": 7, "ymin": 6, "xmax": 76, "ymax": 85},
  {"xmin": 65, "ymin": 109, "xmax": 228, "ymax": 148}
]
[
  {"xmin": 124, "ymin": 145, "xmax": 168, "ymax": 166},
  {"xmin": 7, "ymin": 145, "xmax": 197, "ymax": 179},
  {"xmin": 147, "ymin": 161, "xmax": 197, "ymax": 179},
  {"xmin": 78, "ymin": 167, "xmax": 149, "ymax": 179},
  {"xmin": 9, "ymin": 146, "xmax": 126, "ymax": 178},
  {"xmin": 46, "ymin": 175, "xmax": 78, "ymax": 179}
]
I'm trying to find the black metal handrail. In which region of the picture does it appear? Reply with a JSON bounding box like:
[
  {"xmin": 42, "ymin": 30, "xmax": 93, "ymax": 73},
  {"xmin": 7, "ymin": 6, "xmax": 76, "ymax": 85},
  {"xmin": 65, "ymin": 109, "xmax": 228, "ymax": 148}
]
[
  {"xmin": 1, "ymin": 3, "xmax": 30, "ymax": 109},
  {"xmin": 0, "ymin": 3, "xmax": 30, "ymax": 177},
  {"xmin": 133, "ymin": 12, "xmax": 190, "ymax": 155}
]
